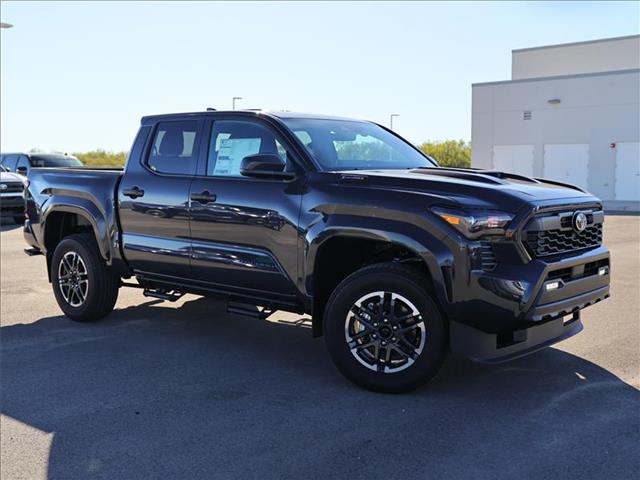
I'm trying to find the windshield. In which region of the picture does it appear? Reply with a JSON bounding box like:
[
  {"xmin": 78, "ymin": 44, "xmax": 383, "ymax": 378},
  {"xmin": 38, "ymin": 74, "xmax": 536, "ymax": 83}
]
[
  {"xmin": 281, "ymin": 118, "xmax": 436, "ymax": 171},
  {"xmin": 31, "ymin": 155, "xmax": 83, "ymax": 168}
]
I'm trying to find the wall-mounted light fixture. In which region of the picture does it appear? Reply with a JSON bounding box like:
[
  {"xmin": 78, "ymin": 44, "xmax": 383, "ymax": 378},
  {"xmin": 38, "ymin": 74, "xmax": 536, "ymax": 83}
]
[{"xmin": 547, "ymin": 98, "xmax": 562, "ymax": 105}]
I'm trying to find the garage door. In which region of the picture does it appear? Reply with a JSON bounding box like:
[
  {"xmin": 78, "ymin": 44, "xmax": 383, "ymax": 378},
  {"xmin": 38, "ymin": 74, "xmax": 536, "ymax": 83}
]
[
  {"xmin": 492, "ymin": 145, "xmax": 534, "ymax": 176},
  {"xmin": 543, "ymin": 144, "xmax": 589, "ymax": 190},
  {"xmin": 615, "ymin": 142, "xmax": 640, "ymax": 201}
]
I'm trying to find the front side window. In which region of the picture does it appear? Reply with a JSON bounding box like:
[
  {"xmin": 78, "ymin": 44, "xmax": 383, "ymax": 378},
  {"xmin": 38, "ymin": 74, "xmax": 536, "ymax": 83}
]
[
  {"xmin": 283, "ymin": 118, "xmax": 436, "ymax": 171},
  {"xmin": 207, "ymin": 120, "xmax": 288, "ymax": 177},
  {"xmin": 2, "ymin": 155, "xmax": 19, "ymax": 172},
  {"xmin": 147, "ymin": 121, "xmax": 199, "ymax": 175}
]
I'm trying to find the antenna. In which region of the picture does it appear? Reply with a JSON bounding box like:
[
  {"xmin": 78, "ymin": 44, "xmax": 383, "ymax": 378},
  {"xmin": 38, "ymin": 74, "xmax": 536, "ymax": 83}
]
[{"xmin": 206, "ymin": 107, "xmax": 217, "ymax": 111}]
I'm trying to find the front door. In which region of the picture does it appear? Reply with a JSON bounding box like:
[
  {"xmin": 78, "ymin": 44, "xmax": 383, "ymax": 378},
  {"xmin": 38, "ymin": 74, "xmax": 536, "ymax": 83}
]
[
  {"xmin": 188, "ymin": 118, "xmax": 302, "ymax": 304},
  {"xmin": 118, "ymin": 119, "xmax": 203, "ymax": 280}
]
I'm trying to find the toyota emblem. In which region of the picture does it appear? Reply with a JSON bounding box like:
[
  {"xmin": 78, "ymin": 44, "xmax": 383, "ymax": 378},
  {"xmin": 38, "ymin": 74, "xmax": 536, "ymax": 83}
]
[{"xmin": 572, "ymin": 212, "xmax": 588, "ymax": 233}]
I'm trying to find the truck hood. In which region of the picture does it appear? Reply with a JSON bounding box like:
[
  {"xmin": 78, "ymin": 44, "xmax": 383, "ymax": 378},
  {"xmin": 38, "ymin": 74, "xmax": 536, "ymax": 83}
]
[
  {"xmin": 338, "ymin": 167, "xmax": 600, "ymax": 212},
  {"xmin": 0, "ymin": 171, "xmax": 25, "ymax": 183}
]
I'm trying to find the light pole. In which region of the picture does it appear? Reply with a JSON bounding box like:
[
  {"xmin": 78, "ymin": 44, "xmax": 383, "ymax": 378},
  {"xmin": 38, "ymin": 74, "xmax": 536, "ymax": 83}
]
[
  {"xmin": 390, "ymin": 114, "xmax": 399, "ymax": 131},
  {"xmin": 0, "ymin": 23, "xmax": 14, "ymax": 29},
  {"xmin": 232, "ymin": 96, "xmax": 243, "ymax": 110}
]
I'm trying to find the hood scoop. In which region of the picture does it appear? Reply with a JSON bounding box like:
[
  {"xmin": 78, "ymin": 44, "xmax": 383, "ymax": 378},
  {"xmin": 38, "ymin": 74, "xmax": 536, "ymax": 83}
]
[{"xmin": 411, "ymin": 168, "xmax": 507, "ymax": 185}]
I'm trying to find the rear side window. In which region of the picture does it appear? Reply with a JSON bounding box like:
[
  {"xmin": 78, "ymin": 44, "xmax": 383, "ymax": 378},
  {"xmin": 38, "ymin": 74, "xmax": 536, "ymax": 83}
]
[
  {"xmin": 147, "ymin": 121, "xmax": 199, "ymax": 175},
  {"xmin": 16, "ymin": 156, "xmax": 30, "ymax": 171}
]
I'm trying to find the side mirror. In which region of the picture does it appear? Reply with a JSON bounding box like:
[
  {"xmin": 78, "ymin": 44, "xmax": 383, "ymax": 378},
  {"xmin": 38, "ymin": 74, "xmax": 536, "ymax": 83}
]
[
  {"xmin": 16, "ymin": 166, "xmax": 28, "ymax": 176},
  {"xmin": 240, "ymin": 153, "xmax": 295, "ymax": 179}
]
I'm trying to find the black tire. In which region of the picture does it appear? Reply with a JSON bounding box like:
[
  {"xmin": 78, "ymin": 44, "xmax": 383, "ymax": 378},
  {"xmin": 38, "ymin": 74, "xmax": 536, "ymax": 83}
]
[
  {"xmin": 50, "ymin": 233, "xmax": 119, "ymax": 322},
  {"xmin": 323, "ymin": 263, "xmax": 447, "ymax": 393},
  {"xmin": 13, "ymin": 216, "xmax": 25, "ymax": 225}
]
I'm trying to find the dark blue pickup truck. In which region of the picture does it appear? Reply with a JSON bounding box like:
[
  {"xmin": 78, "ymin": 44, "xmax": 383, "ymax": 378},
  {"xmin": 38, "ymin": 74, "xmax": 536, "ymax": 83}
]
[{"xmin": 23, "ymin": 110, "xmax": 610, "ymax": 391}]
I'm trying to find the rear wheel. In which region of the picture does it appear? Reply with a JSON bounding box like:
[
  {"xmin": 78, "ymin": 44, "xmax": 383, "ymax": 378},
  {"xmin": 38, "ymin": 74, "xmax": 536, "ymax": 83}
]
[
  {"xmin": 51, "ymin": 233, "xmax": 119, "ymax": 322},
  {"xmin": 324, "ymin": 263, "xmax": 447, "ymax": 393}
]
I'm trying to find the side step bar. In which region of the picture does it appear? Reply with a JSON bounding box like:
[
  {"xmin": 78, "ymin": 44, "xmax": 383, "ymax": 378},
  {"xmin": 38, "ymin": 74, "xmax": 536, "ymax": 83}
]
[
  {"xmin": 24, "ymin": 247, "xmax": 43, "ymax": 256},
  {"xmin": 227, "ymin": 302, "xmax": 273, "ymax": 320},
  {"xmin": 143, "ymin": 288, "xmax": 184, "ymax": 302}
]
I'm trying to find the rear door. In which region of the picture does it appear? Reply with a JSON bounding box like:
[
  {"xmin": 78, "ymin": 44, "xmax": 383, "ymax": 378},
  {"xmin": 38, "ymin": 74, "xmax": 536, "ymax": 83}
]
[
  {"xmin": 187, "ymin": 117, "xmax": 302, "ymax": 303},
  {"xmin": 118, "ymin": 119, "xmax": 204, "ymax": 280}
]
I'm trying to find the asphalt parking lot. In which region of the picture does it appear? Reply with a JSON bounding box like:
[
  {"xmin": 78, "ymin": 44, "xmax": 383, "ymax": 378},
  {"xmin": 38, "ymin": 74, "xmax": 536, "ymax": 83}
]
[{"xmin": 1, "ymin": 216, "xmax": 639, "ymax": 480}]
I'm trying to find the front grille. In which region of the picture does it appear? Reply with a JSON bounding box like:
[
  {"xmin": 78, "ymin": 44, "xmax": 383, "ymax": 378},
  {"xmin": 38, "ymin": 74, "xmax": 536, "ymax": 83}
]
[
  {"xmin": 1, "ymin": 182, "xmax": 24, "ymax": 193},
  {"xmin": 524, "ymin": 208, "xmax": 603, "ymax": 258},
  {"xmin": 527, "ymin": 224, "xmax": 602, "ymax": 257}
]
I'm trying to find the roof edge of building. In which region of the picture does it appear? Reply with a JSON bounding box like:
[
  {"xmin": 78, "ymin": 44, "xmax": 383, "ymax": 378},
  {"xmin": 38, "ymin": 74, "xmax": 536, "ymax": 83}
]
[
  {"xmin": 472, "ymin": 68, "xmax": 640, "ymax": 87},
  {"xmin": 512, "ymin": 34, "xmax": 640, "ymax": 53}
]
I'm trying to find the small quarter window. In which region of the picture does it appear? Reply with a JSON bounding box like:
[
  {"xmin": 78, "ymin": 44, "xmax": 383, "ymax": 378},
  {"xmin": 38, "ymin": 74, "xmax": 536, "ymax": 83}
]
[{"xmin": 147, "ymin": 121, "xmax": 199, "ymax": 175}]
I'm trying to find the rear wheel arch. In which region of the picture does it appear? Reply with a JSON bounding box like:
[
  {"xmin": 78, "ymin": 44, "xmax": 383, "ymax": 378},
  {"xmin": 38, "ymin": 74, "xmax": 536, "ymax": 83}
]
[
  {"xmin": 44, "ymin": 208, "xmax": 108, "ymax": 260},
  {"xmin": 43, "ymin": 208, "xmax": 111, "ymax": 281}
]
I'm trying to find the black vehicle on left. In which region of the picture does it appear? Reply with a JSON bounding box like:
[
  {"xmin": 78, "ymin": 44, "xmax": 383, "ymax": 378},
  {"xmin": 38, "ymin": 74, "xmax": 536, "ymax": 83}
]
[{"xmin": 0, "ymin": 164, "xmax": 26, "ymax": 223}]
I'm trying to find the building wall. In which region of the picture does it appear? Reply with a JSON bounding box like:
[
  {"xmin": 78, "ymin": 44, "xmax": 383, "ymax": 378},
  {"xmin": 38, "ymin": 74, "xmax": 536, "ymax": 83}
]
[
  {"xmin": 471, "ymin": 69, "xmax": 640, "ymax": 209},
  {"xmin": 512, "ymin": 35, "xmax": 640, "ymax": 80}
]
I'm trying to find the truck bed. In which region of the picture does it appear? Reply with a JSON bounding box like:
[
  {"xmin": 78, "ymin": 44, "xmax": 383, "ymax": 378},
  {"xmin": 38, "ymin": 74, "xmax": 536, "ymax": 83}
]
[{"xmin": 25, "ymin": 167, "xmax": 124, "ymax": 261}]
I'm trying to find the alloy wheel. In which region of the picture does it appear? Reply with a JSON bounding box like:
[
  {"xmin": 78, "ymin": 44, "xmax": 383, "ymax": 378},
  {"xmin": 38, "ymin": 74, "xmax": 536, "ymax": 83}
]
[
  {"xmin": 344, "ymin": 291, "xmax": 426, "ymax": 373},
  {"xmin": 58, "ymin": 251, "xmax": 89, "ymax": 307}
]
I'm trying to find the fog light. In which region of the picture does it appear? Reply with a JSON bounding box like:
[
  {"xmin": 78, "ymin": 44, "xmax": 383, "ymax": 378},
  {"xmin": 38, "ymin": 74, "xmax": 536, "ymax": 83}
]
[
  {"xmin": 545, "ymin": 281, "xmax": 560, "ymax": 291},
  {"xmin": 598, "ymin": 266, "xmax": 609, "ymax": 276}
]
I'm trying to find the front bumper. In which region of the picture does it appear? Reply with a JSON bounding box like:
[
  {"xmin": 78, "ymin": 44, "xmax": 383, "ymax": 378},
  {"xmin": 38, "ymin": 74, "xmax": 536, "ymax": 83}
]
[
  {"xmin": 450, "ymin": 313, "xmax": 583, "ymax": 363},
  {"xmin": 0, "ymin": 195, "xmax": 25, "ymax": 215},
  {"xmin": 448, "ymin": 246, "xmax": 610, "ymax": 361}
]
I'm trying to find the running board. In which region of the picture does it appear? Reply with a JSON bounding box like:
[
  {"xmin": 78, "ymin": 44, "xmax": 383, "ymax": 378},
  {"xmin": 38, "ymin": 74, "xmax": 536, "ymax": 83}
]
[
  {"xmin": 143, "ymin": 288, "xmax": 184, "ymax": 302},
  {"xmin": 227, "ymin": 302, "xmax": 273, "ymax": 320}
]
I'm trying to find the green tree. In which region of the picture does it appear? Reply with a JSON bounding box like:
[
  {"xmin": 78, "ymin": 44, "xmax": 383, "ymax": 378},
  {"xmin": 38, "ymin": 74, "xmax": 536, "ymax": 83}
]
[
  {"xmin": 73, "ymin": 149, "xmax": 128, "ymax": 167},
  {"xmin": 417, "ymin": 140, "xmax": 471, "ymax": 168}
]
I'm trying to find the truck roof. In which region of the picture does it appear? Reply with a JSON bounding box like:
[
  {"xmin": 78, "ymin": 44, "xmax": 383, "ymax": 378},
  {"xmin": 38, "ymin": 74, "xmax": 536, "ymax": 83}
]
[{"xmin": 140, "ymin": 110, "xmax": 368, "ymax": 123}]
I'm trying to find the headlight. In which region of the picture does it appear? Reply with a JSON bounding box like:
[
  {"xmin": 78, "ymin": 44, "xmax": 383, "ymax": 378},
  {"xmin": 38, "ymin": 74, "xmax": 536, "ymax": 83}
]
[{"xmin": 432, "ymin": 207, "xmax": 513, "ymax": 239}]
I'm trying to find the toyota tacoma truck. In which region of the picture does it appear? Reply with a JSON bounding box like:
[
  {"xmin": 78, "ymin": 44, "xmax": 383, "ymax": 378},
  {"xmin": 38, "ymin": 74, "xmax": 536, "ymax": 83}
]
[{"xmin": 23, "ymin": 110, "xmax": 611, "ymax": 392}]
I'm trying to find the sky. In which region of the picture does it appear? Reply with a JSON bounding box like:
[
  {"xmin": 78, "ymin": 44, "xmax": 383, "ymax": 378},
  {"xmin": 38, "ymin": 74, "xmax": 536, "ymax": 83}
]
[{"xmin": 1, "ymin": 1, "xmax": 639, "ymax": 153}]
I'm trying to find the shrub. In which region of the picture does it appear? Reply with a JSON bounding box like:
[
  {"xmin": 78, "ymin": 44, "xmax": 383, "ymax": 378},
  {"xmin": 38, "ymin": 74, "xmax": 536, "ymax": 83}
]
[
  {"xmin": 73, "ymin": 149, "xmax": 127, "ymax": 167},
  {"xmin": 417, "ymin": 140, "xmax": 471, "ymax": 168}
]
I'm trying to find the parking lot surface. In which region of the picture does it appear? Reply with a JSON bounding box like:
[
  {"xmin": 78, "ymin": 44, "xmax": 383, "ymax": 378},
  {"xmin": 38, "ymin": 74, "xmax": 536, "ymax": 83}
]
[{"xmin": 1, "ymin": 216, "xmax": 639, "ymax": 479}]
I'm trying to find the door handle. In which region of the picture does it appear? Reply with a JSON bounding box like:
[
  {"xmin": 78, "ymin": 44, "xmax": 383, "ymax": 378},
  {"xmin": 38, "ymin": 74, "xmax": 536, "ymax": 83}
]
[
  {"xmin": 190, "ymin": 191, "xmax": 217, "ymax": 204},
  {"xmin": 123, "ymin": 186, "xmax": 145, "ymax": 198}
]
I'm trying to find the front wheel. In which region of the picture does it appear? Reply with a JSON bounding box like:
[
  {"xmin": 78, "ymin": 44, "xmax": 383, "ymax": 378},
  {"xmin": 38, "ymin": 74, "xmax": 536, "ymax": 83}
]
[
  {"xmin": 51, "ymin": 233, "xmax": 119, "ymax": 322},
  {"xmin": 324, "ymin": 263, "xmax": 447, "ymax": 393}
]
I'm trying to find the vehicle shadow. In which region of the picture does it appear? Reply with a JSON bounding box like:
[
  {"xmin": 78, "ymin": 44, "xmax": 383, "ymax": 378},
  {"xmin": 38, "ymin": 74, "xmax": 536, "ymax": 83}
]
[
  {"xmin": 1, "ymin": 296, "xmax": 638, "ymax": 479},
  {"xmin": 0, "ymin": 220, "xmax": 21, "ymax": 232}
]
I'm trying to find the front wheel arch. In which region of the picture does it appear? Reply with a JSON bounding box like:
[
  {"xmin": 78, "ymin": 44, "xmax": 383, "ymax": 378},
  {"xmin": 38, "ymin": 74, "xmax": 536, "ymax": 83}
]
[{"xmin": 308, "ymin": 234, "xmax": 448, "ymax": 337}]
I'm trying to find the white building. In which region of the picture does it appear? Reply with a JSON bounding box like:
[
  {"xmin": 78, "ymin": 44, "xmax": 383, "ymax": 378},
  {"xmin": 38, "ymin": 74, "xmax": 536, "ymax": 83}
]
[{"xmin": 472, "ymin": 35, "xmax": 640, "ymax": 211}]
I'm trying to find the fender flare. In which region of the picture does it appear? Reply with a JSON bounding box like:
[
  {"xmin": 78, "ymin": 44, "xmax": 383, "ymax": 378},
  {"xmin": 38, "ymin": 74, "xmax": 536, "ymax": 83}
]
[
  {"xmin": 41, "ymin": 198, "xmax": 113, "ymax": 263},
  {"xmin": 305, "ymin": 223, "xmax": 454, "ymax": 309}
]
